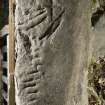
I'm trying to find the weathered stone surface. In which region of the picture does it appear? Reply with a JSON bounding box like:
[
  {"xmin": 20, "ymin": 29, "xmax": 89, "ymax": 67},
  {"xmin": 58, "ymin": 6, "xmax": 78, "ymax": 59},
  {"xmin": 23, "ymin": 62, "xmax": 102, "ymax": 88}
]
[
  {"xmin": 14, "ymin": 0, "xmax": 90, "ymax": 105},
  {"xmin": 92, "ymin": 14, "xmax": 105, "ymax": 58}
]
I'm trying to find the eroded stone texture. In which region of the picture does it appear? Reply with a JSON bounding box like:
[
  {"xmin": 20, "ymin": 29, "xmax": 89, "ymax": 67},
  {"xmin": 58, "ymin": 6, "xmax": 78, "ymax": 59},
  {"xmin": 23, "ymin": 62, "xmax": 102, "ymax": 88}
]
[
  {"xmin": 92, "ymin": 14, "xmax": 105, "ymax": 58},
  {"xmin": 14, "ymin": 0, "xmax": 90, "ymax": 105},
  {"xmin": 91, "ymin": 0, "xmax": 105, "ymax": 58}
]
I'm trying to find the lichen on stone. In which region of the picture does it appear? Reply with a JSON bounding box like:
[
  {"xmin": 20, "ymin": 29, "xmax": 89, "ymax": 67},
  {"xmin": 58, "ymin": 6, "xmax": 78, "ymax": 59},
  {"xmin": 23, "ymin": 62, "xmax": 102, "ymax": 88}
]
[
  {"xmin": 88, "ymin": 56, "xmax": 105, "ymax": 105},
  {"xmin": 91, "ymin": 0, "xmax": 100, "ymax": 10}
]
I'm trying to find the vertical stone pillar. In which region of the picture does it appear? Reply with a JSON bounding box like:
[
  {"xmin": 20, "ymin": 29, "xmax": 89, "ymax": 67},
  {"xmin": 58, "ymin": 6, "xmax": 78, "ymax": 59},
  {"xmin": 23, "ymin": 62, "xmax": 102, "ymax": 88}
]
[
  {"xmin": 14, "ymin": 0, "xmax": 91, "ymax": 105},
  {"xmin": 9, "ymin": 0, "xmax": 15, "ymax": 105}
]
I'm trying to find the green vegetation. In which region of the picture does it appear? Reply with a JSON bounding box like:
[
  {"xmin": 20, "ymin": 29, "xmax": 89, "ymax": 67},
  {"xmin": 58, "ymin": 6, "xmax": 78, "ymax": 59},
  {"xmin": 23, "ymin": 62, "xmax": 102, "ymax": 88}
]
[
  {"xmin": 91, "ymin": 0, "xmax": 99, "ymax": 10},
  {"xmin": 88, "ymin": 57, "xmax": 105, "ymax": 105},
  {"xmin": 92, "ymin": 0, "xmax": 97, "ymax": 4}
]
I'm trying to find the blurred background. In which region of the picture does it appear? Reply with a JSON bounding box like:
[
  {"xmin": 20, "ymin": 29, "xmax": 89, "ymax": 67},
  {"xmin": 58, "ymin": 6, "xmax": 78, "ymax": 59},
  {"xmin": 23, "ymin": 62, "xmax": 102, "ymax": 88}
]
[{"xmin": 0, "ymin": 0, "xmax": 9, "ymax": 105}]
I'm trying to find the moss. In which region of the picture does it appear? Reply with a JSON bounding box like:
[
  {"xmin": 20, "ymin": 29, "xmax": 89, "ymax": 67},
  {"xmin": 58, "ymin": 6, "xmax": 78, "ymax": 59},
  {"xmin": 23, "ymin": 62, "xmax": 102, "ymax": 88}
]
[
  {"xmin": 92, "ymin": 0, "xmax": 97, "ymax": 5},
  {"xmin": 88, "ymin": 57, "xmax": 105, "ymax": 105},
  {"xmin": 91, "ymin": 0, "xmax": 100, "ymax": 12}
]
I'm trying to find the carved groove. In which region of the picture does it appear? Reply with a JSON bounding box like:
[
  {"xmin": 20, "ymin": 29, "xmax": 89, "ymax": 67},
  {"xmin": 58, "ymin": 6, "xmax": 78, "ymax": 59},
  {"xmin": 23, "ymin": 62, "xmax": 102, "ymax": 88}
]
[
  {"xmin": 39, "ymin": 7, "xmax": 65, "ymax": 40},
  {"xmin": 17, "ymin": 11, "xmax": 47, "ymax": 30},
  {"xmin": 15, "ymin": 1, "xmax": 65, "ymax": 104},
  {"xmin": 19, "ymin": 9, "xmax": 47, "ymax": 25}
]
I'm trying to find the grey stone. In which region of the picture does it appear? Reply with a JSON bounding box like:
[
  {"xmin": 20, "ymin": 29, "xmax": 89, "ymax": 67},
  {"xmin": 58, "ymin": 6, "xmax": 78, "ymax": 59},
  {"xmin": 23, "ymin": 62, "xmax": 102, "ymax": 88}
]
[
  {"xmin": 92, "ymin": 14, "xmax": 105, "ymax": 58},
  {"xmin": 14, "ymin": 0, "xmax": 90, "ymax": 105}
]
